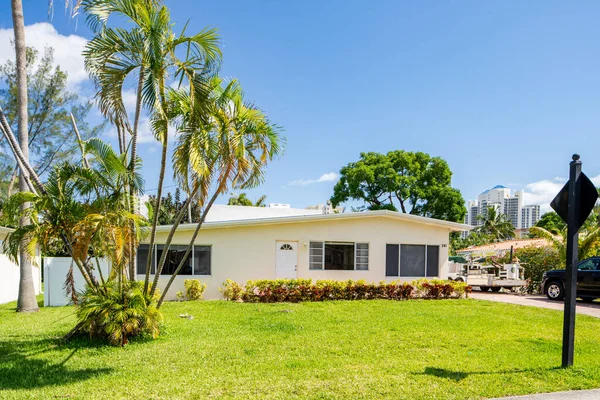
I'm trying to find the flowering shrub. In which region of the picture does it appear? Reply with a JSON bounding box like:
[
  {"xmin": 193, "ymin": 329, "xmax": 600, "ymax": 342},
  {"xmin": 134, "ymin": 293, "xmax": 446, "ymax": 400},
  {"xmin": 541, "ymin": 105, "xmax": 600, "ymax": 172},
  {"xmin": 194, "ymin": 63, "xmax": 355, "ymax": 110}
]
[
  {"xmin": 220, "ymin": 279, "xmax": 470, "ymax": 303},
  {"xmin": 184, "ymin": 279, "xmax": 207, "ymax": 300},
  {"xmin": 414, "ymin": 278, "xmax": 471, "ymax": 299}
]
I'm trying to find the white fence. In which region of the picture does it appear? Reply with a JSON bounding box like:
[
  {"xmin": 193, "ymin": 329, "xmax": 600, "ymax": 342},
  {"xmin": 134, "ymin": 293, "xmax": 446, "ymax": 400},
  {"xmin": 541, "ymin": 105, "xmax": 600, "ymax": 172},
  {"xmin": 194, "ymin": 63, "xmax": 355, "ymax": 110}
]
[
  {"xmin": 44, "ymin": 257, "xmax": 110, "ymax": 307},
  {"xmin": 0, "ymin": 254, "xmax": 41, "ymax": 305}
]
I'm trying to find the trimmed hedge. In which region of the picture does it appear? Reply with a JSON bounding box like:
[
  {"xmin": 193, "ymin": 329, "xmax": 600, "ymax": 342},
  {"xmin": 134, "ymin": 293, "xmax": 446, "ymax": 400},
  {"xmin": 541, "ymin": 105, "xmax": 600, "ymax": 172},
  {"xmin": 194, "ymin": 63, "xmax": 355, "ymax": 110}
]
[{"xmin": 220, "ymin": 278, "xmax": 471, "ymax": 303}]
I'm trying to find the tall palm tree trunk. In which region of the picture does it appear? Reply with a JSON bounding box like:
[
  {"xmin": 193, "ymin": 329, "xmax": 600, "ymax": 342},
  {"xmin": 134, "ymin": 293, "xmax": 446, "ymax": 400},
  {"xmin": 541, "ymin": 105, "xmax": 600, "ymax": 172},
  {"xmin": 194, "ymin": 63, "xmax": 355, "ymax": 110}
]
[
  {"xmin": 143, "ymin": 138, "xmax": 167, "ymax": 293},
  {"xmin": 129, "ymin": 69, "xmax": 144, "ymax": 281},
  {"xmin": 12, "ymin": 0, "xmax": 39, "ymax": 312}
]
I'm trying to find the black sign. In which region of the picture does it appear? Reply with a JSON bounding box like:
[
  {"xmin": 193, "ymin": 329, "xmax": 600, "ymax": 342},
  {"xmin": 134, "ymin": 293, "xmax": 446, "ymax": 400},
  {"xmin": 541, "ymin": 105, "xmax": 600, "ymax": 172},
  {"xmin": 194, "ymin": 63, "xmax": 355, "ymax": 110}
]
[{"xmin": 550, "ymin": 172, "xmax": 599, "ymax": 231}]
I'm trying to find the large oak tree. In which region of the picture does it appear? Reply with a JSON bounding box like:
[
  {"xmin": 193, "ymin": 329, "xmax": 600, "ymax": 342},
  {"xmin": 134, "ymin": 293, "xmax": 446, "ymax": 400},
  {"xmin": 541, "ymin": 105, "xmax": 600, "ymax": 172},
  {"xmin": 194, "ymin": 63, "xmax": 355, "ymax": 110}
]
[{"xmin": 330, "ymin": 150, "xmax": 466, "ymax": 222}]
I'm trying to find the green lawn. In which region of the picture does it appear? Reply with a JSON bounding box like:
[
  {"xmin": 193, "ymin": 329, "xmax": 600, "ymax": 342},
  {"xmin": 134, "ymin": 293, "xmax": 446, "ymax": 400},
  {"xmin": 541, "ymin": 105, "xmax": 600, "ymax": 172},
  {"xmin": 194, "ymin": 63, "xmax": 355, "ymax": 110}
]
[{"xmin": 1, "ymin": 298, "xmax": 600, "ymax": 399}]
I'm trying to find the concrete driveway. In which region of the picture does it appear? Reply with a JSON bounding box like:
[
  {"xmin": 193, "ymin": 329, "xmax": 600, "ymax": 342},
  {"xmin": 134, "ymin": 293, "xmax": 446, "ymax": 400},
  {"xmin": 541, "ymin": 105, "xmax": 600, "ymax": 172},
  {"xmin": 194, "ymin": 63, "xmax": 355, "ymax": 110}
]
[{"xmin": 469, "ymin": 291, "xmax": 600, "ymax": 318}]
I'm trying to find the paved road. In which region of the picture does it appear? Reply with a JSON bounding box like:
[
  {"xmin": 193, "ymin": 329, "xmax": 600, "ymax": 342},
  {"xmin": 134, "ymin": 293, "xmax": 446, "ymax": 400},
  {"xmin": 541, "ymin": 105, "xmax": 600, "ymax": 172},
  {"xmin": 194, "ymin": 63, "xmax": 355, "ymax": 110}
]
[
  {"xmin": 491, "ymin": 389, "xmax": 600, "ymax": 399},
  {"xmin": 469, "ymin": 291, "xmax": 600, "ymax": 318}
]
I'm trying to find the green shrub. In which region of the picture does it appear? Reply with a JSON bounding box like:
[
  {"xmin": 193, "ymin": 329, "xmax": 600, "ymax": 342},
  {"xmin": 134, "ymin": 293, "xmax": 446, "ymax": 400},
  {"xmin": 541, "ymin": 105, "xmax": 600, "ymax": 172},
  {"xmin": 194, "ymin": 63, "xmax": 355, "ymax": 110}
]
[
  {"xmin": 515, "ymin": 246, "xmax": 561, "ymax": 293},
  {"xmin": 69, "ymin": 280, "xmax": 163, "ymax": 346},
  {"xmin": 220, "ymin": 279, "xmax": 244, "ymax": 301},
  {"xmin": 220, "ymin": 278, "xmax": 469, "ymax": 303},
  {"xmin": 184, "ymin": 279, "xmax": 207, "ymax": 300}
]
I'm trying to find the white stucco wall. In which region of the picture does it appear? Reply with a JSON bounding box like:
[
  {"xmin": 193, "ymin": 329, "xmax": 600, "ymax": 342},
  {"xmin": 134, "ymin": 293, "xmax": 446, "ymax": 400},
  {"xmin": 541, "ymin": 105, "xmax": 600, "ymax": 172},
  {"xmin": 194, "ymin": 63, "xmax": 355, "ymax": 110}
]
[
  {"xmin": 0, "ymin": 254, "xmax": 41, "ymax": 305},
  {"xmin": 140, "ymin": 215, "xmax": 453, "ymax": 301}
]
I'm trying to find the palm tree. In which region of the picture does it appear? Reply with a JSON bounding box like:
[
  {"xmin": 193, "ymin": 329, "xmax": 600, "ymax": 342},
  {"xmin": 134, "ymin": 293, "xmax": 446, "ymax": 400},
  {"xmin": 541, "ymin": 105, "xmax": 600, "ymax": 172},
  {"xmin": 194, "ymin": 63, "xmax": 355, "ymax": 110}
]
[
  {"xmin": 475, "ymin": 206, "xmax": 515, "ymax": 241},
  {"xmin": 227, "ymin": 193, "xmax": 267, "ymax": 207},
  {"xmin": 80, "ymin": 0, "xmax": 221, "ymax": 291},
  {"xmin": 10, "ymin": 0, "xmax": 38, "ymax": 312},
  {"xmin": 153, "ymin": 77, "xmax": 283, "ymax": 305},
  {"xmin": 530, "ymin": 226, "xmax": 600, "ymax": 265}
]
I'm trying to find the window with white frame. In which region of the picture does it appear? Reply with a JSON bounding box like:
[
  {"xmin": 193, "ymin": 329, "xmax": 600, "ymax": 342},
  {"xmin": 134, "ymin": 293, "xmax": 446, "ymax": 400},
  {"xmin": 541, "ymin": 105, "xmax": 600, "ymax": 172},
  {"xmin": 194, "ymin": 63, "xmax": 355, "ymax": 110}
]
[
  {"xmin": 385, "ymin": 244, "xmax": 439, "ymax": 277},
  {"xmin": 137, "ymin": 244, "xmax": 211, "ymax": 275},
  {"xmin": 309, "ymin": 241, "xmax": 369, "ymax": 271}
]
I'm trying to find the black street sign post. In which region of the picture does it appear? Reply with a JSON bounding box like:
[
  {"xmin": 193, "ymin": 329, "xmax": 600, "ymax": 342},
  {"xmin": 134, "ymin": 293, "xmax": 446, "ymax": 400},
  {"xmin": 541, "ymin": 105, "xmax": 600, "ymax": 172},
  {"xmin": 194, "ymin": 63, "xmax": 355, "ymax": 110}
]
[{"xmin": 550, "ymin": 154, "xmax": 599, "ymax": 368}]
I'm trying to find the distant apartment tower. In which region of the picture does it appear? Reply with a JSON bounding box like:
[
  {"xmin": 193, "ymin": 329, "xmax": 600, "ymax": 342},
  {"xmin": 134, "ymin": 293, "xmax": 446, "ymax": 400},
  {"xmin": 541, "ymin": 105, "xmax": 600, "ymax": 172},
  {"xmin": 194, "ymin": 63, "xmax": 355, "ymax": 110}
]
[
  {"xmin": 521, "ymin": 205, "xmax": 541, "ymax": 229},
  {"xmin": 463, "ymin": 185, "xmax": 540, "ymax": 236}
]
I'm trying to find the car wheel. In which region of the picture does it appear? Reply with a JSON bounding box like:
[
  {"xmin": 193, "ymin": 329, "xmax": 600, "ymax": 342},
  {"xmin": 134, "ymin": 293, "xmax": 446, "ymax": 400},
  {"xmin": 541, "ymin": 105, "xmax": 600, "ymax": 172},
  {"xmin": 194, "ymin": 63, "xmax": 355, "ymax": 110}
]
[
  {"xmin": 454, "ymin": 278, "xmax": 464, "ymax": 282},
  {"xmin": 580, "ymin": 297, "xmax": 596, "ymax": 303},
  {"xmin": 490, "ymin": 287, "xmax": 501, "ymax": 292},
  {"xmin": 545, "ymin": 281, "xmax": 564, "ymax": 301},
  {"xmin": 480, "ymin": 286, "xmax": 490, "ymax": 292}
]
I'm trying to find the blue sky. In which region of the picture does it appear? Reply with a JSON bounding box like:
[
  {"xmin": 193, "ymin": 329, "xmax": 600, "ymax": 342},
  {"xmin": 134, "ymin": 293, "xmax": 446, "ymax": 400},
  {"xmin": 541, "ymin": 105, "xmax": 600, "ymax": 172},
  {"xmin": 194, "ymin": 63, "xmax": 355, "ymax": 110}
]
[{"xmin": 1, "ymin": 0, "xmax": 599, "ymax": 212}]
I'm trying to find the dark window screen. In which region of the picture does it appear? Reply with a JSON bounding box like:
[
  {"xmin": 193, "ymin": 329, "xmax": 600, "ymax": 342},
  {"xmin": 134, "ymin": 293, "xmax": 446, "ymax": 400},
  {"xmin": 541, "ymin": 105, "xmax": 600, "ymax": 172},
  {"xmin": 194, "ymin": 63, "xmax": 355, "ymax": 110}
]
[
  {"xmin": 386, "ymin": 244, "xmax": 399, "ymax": 276},
  {"xmin": 194, "ymin": 246, "xmax": 211, "ymax": 275},
  {"xmin": 400, "ymin": 245, "xmax": 425, "ymax": 277},
  {"xmin": 426, "ymin": 246, "xmax": 440, "ymax": 277},
  {"xmin": 136, "ymin": 244, "xmax": 154, "ymax": 274},
  {"xmin": 324, "ymin": 243, "xmax": 354, "ymax": 270},
  {"xmin": 157, "ymin": 245, "xmax": 192, "ymax": 275}
]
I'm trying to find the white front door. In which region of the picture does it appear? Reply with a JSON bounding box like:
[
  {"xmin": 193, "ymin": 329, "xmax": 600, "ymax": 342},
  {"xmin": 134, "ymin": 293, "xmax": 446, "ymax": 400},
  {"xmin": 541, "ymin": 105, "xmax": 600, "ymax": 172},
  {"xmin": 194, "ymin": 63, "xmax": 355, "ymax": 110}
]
[{"xmin": 276, "ymin": 241, "xmax": 298, "ymax": 279}]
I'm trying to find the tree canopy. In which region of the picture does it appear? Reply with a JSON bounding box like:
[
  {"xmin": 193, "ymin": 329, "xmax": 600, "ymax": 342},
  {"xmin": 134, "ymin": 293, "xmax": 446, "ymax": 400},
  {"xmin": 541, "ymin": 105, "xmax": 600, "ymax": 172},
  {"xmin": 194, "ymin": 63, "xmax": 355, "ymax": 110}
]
[
  {"xmin": 474, "ymin": 206, "xmax": 515, "ymax": 240},
  {"xmin": 330, "ymin": 151, "xmax": 466, "ymax": 222},
  {"xmin": 0, "ymin": 46, "xmax": 104, "ymax": 198},
  {"xmin": 534, "ymin": 211, "xmax": 566, "ymax": 235},
  {"xmin": 227, "ymin": 193, "xmax": 267, "ymax": 207}
]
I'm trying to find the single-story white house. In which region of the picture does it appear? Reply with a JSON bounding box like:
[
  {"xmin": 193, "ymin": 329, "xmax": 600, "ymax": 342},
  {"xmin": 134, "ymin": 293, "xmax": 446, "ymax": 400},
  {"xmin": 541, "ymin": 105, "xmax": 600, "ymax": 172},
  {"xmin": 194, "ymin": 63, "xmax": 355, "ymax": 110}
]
[
  {"xmin": 138, "ymin": 205, "xmax": 472, "ymax": 300},
  {"xmin": 0, "ymin": 226, "xmax": 42, "ymax": 305}
]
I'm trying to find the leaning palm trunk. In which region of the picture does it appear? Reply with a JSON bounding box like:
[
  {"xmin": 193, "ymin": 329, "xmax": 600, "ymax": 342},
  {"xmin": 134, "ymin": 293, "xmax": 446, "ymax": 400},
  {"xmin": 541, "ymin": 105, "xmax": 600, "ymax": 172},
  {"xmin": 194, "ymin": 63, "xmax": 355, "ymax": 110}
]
[
  {"xmin": 12, "ymin": 0, "xmax": 38, "ymax": 312},
  {"xmin": 157, "ymin": 189, "xmax": 220, "ymax": 308},
  {"xmin": 149, "ymin": 185, "xmax": 199, "ymax": 298},
  {"xmin": 144, "ymin": 138, "xmax": 168, "ymax": 293}
]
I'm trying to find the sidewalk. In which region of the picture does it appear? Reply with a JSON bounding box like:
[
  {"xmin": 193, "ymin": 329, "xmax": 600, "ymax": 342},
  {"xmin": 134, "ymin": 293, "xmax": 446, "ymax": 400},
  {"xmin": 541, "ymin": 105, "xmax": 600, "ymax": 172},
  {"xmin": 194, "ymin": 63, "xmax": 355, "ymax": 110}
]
[{"xmin": 492, "ymin": 389, "xmax": 600, "ymax": 399}]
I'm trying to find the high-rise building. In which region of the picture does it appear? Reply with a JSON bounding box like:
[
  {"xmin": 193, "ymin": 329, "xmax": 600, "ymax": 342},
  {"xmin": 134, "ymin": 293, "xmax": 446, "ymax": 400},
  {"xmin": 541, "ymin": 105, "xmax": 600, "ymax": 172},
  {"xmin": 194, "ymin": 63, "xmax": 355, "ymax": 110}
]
[
  {"xmin": 463, "ymin": 185, "xmax": 541, "ymax": 235},
  {"xmin": 521, "ymin": 205, "xmax": 541, "ymax": 229}
]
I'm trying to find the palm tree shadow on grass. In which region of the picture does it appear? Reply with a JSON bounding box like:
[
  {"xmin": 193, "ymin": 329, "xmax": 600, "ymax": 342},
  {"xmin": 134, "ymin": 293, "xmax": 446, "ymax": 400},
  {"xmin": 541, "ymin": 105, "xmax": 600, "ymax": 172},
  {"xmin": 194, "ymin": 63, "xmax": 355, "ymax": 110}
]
[
  {"xmin": 419, "ymin": 366, "xmax": 562, "ymax": 382},
  {"xmin": 0, "ymin": 337, "xmax": 112, "ymax": 390}
]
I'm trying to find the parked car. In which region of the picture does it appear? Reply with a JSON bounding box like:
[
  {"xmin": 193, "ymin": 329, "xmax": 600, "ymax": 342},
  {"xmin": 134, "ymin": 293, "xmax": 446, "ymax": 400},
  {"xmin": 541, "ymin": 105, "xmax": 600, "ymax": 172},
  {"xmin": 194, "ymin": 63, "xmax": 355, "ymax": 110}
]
[{"xmin": 541, "ymin": 257, "xmax": 600, "ymax": 302}]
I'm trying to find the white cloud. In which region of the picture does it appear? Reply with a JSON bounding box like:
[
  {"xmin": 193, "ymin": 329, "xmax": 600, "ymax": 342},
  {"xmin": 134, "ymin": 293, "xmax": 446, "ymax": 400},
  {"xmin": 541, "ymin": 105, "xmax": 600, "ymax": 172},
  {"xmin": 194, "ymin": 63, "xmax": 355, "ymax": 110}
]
[
  {"xmin": 522, "ymin": 174, "xmax": 600, "ymax": 214},
  {"xmin": 288, "ymin": 172, "xmax": 340, "ymax": 187},
  {"xmin": 0, "ymin": 22, "xmax": 88, "ymax": 91}
]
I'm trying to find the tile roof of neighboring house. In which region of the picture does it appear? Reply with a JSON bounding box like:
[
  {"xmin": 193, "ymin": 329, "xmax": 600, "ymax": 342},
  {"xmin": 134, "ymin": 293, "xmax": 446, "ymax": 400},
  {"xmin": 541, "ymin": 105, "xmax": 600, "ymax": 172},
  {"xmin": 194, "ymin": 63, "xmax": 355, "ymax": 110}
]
[{"xmin": 456, "ymin": 238, "xmax": 551, "ymax": 255}]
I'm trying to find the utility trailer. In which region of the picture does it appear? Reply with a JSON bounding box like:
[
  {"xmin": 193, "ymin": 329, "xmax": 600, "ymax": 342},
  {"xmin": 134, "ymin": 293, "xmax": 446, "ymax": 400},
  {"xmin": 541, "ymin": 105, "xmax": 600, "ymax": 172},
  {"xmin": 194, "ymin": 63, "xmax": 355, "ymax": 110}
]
[
  {"xmin": 448, "ymin": 261, "xmax": 526, "ymax": 291},
  {"xmin": 448, "ymin": 246, "xmax": 527, "ymax": 292}
]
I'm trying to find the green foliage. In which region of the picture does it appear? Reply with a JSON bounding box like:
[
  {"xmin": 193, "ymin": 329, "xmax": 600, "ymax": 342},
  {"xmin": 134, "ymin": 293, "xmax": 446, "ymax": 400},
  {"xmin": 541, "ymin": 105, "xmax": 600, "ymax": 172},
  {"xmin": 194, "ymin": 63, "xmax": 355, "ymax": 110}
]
[
  {"xmin": 146, "ymin": 189, "xmax": 202, "ymax": 225},
  {"xmin": 219, "ymin": 279, "xmax": 245, "ymax": 301},
  {"xmin": 511, "ymin": 246, "xmax": 560, "ymax": 293},
  {"xmin": 534, "ymin": 212, "xmax": 566, "ymax": 235},
  {"xmin": 70, "ymin": 280, "xmax": 163, "ymax": 346},
  {"xmin": 474, "ymin": 206, "xmax": 515, "ymax": 240},
  {"xmin": 219, "ymin": 279, "xmax": 470, "ymax": 302},
  {"xmin": 0, "ymin": 46, "xmax": 104, "ymax": 199},
  {"xmin": 227, "ymin": 193, "xmax": 267, "ymax": 207},
  {"xmin": 330, "ymin": 151, "xmax": 466, "ymax": 222},
  {"xmin": 184, "ymin": 279, "xmax": 207, "ymax": 301},
  {"xmin": 450, "ymin": 231, "xmax": 495, "ymax": 254},
  {"xmin": 530, "ymin": 226, "xmax": 600, "ymax": 265}
]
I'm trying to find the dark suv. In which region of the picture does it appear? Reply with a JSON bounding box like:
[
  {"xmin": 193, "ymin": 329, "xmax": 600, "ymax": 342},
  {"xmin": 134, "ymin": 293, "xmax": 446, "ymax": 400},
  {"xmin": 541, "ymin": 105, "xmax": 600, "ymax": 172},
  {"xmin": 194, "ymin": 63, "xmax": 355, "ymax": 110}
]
[{"xmin": 541, "ymin": 257, "xmax": 600, "ymax": 302}]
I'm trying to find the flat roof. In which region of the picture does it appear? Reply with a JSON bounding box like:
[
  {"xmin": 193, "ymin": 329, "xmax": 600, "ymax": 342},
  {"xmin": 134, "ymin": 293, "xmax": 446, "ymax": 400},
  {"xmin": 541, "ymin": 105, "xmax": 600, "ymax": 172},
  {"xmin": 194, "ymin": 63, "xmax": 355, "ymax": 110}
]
[{"xmin": 156, "ymin": 210, "xmax": 472, "ymax": 232}]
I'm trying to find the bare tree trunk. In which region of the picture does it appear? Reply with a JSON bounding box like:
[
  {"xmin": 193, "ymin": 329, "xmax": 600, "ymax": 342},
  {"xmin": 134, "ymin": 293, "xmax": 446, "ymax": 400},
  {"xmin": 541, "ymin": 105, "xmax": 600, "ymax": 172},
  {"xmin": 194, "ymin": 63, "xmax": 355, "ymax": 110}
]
[{"xmin": 12, "ymin": 0, "xmax": 39, "ymax": 312}]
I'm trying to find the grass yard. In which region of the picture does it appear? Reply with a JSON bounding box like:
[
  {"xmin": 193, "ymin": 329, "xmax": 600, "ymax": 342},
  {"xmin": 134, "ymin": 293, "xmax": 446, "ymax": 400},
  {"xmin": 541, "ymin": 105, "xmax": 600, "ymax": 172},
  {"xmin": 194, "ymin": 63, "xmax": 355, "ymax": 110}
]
[{"xmin": 1, "ymin": 298, "xmax": 600, "ymax": 399}]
